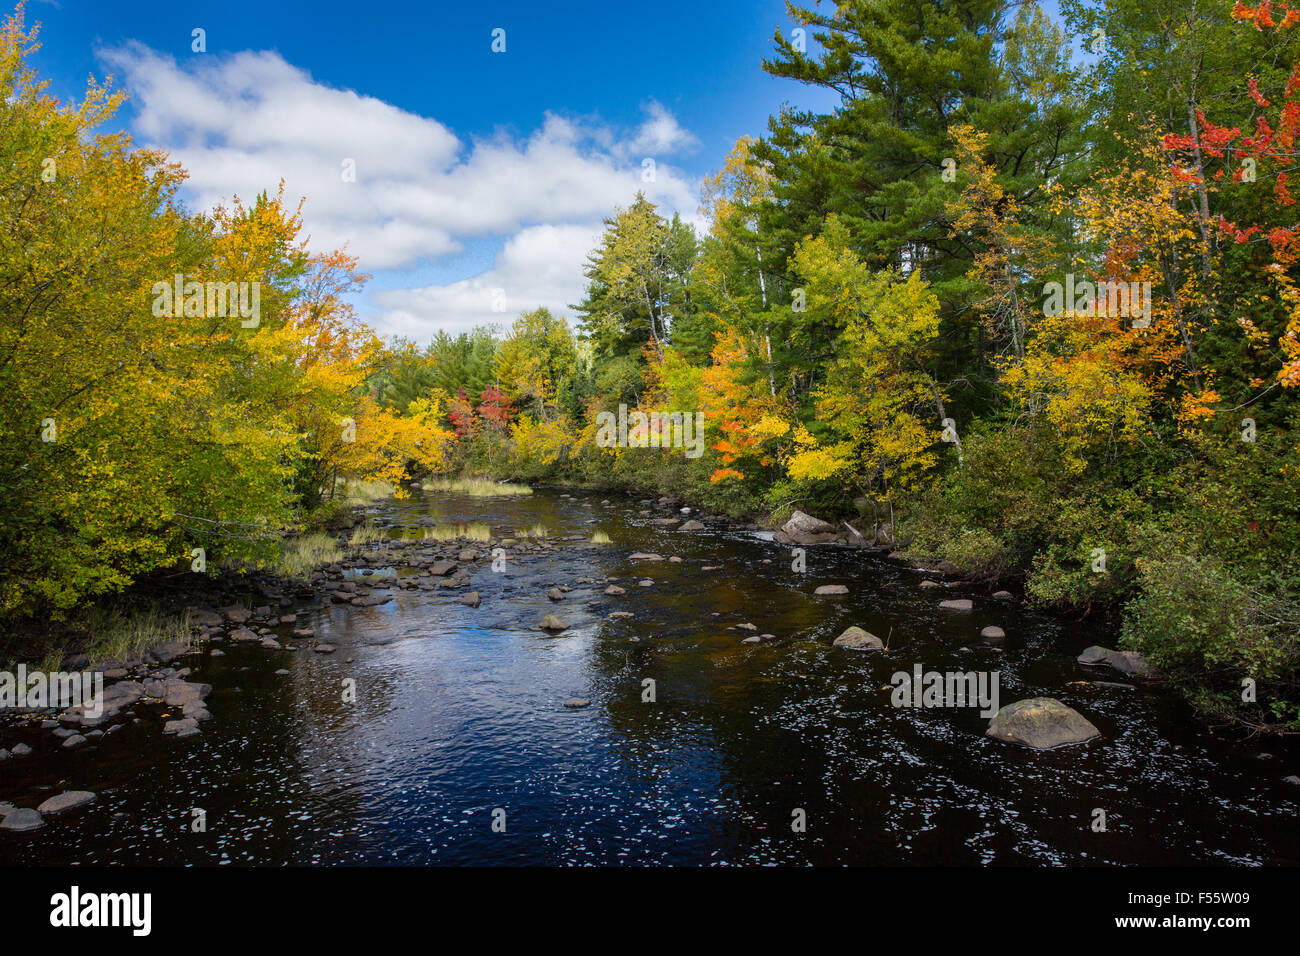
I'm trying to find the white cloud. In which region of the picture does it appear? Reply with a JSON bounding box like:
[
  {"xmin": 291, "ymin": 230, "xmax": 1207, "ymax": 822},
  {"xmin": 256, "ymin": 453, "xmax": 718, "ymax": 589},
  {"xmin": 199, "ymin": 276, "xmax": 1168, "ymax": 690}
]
[
  {"xmin": 374, "ymin": 223, "xmax": 604, "ymax": 340},
  {"xmin": 100, "ymin": 44, "xmax": 705, "ymax": 338}
]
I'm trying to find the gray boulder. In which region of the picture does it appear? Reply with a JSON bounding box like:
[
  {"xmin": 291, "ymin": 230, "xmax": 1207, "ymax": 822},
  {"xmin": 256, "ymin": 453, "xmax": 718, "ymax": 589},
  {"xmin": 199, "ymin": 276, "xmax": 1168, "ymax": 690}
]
[
  {"xmin": 36, "ymin": 791, "xmax": 95, "ymax": 815},
  {"xmin": 832, "ymin": 626, "xmax": 884, "ymax": 651},
  {"xmin": 986, "ymin": 697, "xmax": 1101, "ymax": 749}
]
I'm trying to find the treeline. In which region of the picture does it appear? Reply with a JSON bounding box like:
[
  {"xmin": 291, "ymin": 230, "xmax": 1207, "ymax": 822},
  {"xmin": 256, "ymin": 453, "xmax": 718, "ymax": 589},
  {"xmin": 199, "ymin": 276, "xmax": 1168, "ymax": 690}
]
[{"xmin": 0, "ymin": 12, "xmax": 455, "ymax": 619}]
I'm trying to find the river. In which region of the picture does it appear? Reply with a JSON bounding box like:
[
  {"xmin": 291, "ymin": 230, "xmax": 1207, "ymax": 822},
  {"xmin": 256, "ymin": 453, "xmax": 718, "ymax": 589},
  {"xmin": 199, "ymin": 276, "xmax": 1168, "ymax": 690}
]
[{"xmin": 2, "ymin": 488, "xmax": 1297, "ymax": 865}]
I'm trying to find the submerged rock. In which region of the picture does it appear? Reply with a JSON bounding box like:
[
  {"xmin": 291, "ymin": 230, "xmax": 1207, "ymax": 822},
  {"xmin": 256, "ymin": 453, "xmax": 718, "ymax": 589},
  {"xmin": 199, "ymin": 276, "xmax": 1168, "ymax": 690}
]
[
  {"xmin": 832, "ymin": 626, "xmax": 884, "ymax": 651},
  {"xmin": 986, "ymin": 697, "xmax": 1101, "ymax": 750}
]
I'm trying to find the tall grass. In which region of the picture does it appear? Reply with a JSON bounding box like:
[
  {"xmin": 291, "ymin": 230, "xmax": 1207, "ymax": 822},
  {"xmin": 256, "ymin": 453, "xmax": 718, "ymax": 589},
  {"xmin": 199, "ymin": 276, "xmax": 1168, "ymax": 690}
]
[
  {"xmin": 421, "ymin": 477, "xmax": 532, "ymax": 497},
  {"xmin": 590, "ymin": 530, "xmax": 612, "ymax": 545},
  {"xmin": 349, "ymin": 520, "xmax": 387, "ymax": 546},
  {"xmin": 421, "ymin": 521, "xmax": 491, "ymax": 542},
  {"xmin": 277, "ymin": 532, "xmax": 344, "ymax": 578},
  {"xmin": 335, "ymin": 477, "xmax": 397, "ymax": 505},
  {"xmin": 82, "ymin": 606, "xmax": 192, "ymax": 666}
]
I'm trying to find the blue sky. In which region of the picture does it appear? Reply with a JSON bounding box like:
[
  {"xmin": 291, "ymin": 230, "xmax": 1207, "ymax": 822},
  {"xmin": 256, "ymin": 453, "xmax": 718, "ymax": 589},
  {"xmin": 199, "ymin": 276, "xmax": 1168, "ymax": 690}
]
[
  {"xmin": 20, "ymin": 0, "xmax": 841, "ymax": 339},
  {"xmin": 20, "ymin": 0, "xmax": 1078, "ymax": 340}
]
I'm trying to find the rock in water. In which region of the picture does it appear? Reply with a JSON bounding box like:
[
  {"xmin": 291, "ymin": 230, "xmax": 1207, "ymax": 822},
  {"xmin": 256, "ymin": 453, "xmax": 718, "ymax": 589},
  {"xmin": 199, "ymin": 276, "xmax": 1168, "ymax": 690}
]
[
  {"xmin": 678, "ymin": 520, "xmax": 705, "ymax": 532},
  {"xmin": 547, "ymin": 588, "xmax": 564, "ymax": 601},
  {"xmin": 782, "ymin": 510, "xmax": 836, "ymax": 536},
  {"xmin": 980, "ymin": 626, "xmax": 1006, "ymax": 642},
  {"xmin": 562, "ymin": 699, "xmax": 591, "ymax": 708},
  {"xmin": 939, "ymin": 599, "xmax": 973, "ymax": 611},
  {"xmin": 832, "ymin": 626, "xmax": 884, "ymax": 651},
  {"xmin": 986, "ymin": 698, "xmax": 1101, "ymax": 749},
  {"xmin": 539, "ymin": 615, "xmax": 568, "ymax": 633},
  {"xmin": 815, "ymin": 584, "xmax": 849, "ymax": 595},
  {"xmin": 458, "ymin": 591, "xmax": 481, "ymax": 608},
  {"xmin": 36, "ymin": 791, "xmax": 95, "ymax": 815},
  {"xmin": 0, "ymin": 808, "xmax": 44, "ymax": 832},
  {"xmin": 1077, "ymin": 645, "xmax": 1155, "ymax": 678}
]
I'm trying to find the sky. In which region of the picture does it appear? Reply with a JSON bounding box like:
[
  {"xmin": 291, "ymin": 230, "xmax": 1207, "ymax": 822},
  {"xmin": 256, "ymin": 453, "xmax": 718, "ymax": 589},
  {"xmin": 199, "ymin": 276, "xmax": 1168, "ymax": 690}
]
[{"xmin": 19, "ymin": 0, "xmax": 843, "ymax": 341}]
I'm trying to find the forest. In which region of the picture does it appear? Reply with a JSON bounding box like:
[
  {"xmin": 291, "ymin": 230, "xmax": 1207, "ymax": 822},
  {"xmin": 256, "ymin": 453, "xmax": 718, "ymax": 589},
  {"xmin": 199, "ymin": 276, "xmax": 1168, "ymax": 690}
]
[{"xmin": 3, "ymin": 0, "xmax": 1299, "ymax": 731}]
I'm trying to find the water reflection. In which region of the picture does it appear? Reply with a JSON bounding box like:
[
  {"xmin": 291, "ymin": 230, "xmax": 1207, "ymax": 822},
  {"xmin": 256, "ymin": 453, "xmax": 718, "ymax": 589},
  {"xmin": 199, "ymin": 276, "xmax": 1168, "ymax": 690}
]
[{"xmin": 2, "ymin": 489, "xmax": 1298, "ymax": 865}]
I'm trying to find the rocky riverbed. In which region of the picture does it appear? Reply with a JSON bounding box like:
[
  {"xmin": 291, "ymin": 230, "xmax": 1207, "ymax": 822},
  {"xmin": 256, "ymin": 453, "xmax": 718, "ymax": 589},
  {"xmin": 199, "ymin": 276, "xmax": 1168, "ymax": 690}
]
[{"xmin": 1, "ymin": 487, "xmax": 1298, "ymax": 864}]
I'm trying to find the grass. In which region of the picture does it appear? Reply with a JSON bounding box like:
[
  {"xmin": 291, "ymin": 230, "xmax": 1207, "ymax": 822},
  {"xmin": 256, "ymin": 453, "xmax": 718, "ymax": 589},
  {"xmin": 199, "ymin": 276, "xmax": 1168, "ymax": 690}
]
[
  {"xmin": 276, "ymin": 531, "xmax": 344, "ymax": 578},
  {"xmin": 590, "ymin": 530, "xmax": 612, "ymax": 545},
  {"xmin": 349, "ymin": 520, "xmax": 387, "ymax": 546},
  {"xmin": 335, "ymin": 477, "xmax": 397, "ymax": 505},
  {"xmin": 421, "ymin": 521, "xmax": 492, "ymax": 542},
  {"xmin": 523, "ymin": 523, "xmax": 548, "ymax": 538},
  {"xmin": 421, "ymin": 477, "xmax": 532, "ymax": 497},
  {"xmin": 80, "ymin": 606, "xmax": 192, "ymax": 667}
]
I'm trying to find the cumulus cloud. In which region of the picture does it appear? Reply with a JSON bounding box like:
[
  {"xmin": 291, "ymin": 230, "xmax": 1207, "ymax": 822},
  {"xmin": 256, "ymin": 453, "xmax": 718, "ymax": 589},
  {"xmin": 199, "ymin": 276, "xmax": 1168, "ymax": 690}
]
[
  {"xmin": 375, "ymin": 223, "xmax": 604, "ymax": 339},
  {"xmin": 99, "ymin": 44, "xmax": 704, "ymax": 338}
]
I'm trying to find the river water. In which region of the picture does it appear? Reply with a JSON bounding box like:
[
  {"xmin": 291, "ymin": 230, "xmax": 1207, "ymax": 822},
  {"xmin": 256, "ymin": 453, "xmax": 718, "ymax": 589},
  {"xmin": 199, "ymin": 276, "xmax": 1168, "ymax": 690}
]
[{"xmin": 2, "ymin": 488, "xmax": 1297, "ymax": 865}]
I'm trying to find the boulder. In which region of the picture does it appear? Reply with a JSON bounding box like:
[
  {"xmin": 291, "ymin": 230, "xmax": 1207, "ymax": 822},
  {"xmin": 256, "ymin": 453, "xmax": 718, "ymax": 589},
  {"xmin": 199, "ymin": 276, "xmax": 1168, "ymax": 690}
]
[
  {"xmin": 36, "ymin": 791, "xmax": 95, "ymax": 815},
  {"xmin": 0, "ymin": 808, "xmax": 44, "ymax": 832},
  {"xmin": 629, "ymin": 553, "xmax": 663, "ymax": 561},
  {"xmin": 939, "ymin": 599, "xmax": 973, "ymax": 611},
  {"xmin": 980, "ymin": 626, "xmax": 1006, "ymax": 641},
  {"xmin": 547, "ymin": 588, "xmax": 564, "ymax": 602},
  {"xmin": 678, "ymin": 520, "xmax": 706, "ymax": 532},
  {"xmin": 162, "ymin": 717, "xmax": 200, "ymax": 738},
  {"xmin": 562, "ymin": 699, "xmax": 591, "ymax": 708},
  {"xmin": 992, "ymin": 590, "xmax": 1015, "ymax": 601},
  {"xmin": 815, "ymin": 584, "xmax": 849, "ymax": 595},
  {"xmin": 919, "ymin": 580, "xmax": 942, "ymax": 589},
  {"xmin": 832, "ymin": 626, "xmax": 884, "ymax": 651},
  {"xmin": 986, "ymin": 697, "xmax": 1101, "ymax": 749},
  {"xmin": 782, "ymin": 510, "xmax": 836, "ymax": 536},
  {"xmin": 539, "ymin": 615, "xmax": 568, "ymax": 633},
  {"xmin": 604, "ymin": 585, "xmax": 626, "ymax": 596},
  {"xmin": 458, "ymin": 591, "xmax": 481, "ymax": 608},
  {"xmin": 1077, "ymin": 645, "xmax": 1155, "ymax": 678}
]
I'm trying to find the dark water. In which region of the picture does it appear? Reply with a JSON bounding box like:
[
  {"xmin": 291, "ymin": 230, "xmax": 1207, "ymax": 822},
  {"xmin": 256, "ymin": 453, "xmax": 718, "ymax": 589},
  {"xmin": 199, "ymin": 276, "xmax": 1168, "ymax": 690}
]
[{"xmin": 2, "ymin": 489, "xmax": 1298, "ymax": 865}]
